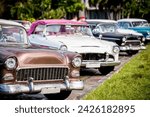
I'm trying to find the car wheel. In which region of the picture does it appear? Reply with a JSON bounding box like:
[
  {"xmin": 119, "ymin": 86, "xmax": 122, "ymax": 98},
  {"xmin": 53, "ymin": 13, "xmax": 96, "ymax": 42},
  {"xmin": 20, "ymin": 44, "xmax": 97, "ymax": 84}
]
[
  {"xmin": 98, "ymin": 66, "xmax": 114, "ymax": 75},
  {"xmin": 127, "ymin": 50, "xmax": 139, "ymax": 55},
  {"xmin": 44, "ymin": 90, "xmax": 72, "ymax": 100}
]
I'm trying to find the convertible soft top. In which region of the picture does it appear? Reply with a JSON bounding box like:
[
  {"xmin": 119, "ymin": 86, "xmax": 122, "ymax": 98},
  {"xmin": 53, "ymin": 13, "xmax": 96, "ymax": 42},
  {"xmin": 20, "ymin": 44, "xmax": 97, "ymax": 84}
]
[{"xmin": 28, "ymin": 19, "xmax": 87, "ymax": 35}]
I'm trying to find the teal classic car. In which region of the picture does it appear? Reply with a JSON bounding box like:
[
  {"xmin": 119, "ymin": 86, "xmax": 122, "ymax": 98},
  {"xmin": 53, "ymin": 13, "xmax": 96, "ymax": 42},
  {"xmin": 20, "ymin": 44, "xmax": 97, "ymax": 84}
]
[
  {"xmin": 128, "ymin": 26, "xmax": 150, "ymax": 41},
  {"xmin": 117, "ymin": 18, "xmax": 150, "ymax": 42}
]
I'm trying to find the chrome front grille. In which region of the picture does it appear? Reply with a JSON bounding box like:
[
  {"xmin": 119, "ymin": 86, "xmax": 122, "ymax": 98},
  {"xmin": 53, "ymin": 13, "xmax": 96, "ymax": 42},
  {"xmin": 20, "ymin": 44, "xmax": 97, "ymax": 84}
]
[
  {"xmin": 126, "ymin": 36, "xmax": 138, "ymax": 40},
  {"xmin": 16, "ymin": 67, "xmax": 69, "ymax": 81},
  {"xmin": 81, "ymin": 53, "xmax": 114, "ymax": 61},
  {"xmin": 125, "ymin": 41, "xmax": 141, "ymax": 46}
]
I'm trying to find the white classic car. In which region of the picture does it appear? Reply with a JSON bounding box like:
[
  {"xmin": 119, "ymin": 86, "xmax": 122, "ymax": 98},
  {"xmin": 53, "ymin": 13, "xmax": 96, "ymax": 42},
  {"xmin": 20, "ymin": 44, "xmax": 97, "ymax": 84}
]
[{"xmin": 28, "ymin": 19, "xmax": 121, "ymax": 75}]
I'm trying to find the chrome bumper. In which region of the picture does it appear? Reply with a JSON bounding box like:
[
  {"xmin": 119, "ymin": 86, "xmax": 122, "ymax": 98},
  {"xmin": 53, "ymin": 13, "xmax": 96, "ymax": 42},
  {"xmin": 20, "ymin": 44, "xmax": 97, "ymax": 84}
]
[
  {"xmin": 81, "ymin": 61, "xmax": 120, "ymax": 68},
  {"xmin": 0, "ymin": 80, "xmax": 84, "ymax": 94},
  {"xmin": 120, "ymin": 45, "xmax": 146, "ymax": 51},
  {"xmin": 146, "ymin": 36, "xmax": 150, "ymax": 40}
]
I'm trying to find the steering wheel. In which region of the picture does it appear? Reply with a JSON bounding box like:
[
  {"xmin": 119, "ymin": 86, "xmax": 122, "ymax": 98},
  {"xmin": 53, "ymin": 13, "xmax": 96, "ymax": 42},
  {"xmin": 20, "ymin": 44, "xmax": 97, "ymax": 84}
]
[{"xmin": 0, "ymin": 35, "xmax": 8, "ymax": 42}]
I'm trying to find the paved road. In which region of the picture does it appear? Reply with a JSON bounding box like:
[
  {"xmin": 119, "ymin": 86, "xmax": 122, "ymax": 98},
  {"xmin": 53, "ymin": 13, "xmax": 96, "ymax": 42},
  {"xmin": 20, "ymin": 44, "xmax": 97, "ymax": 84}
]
[
  {"xmin": 0, "ymin": 53, "xmax": 135, "ymax": 100},
  {"xmin": 67, "ymin": 53, "xmax": 134, "ymax": 100}
]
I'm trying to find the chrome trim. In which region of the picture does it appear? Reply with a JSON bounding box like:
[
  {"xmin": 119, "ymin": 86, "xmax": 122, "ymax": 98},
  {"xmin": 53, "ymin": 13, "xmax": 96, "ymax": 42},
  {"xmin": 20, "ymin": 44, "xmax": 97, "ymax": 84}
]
[
  {"xmin": 146, "ymin": 37, "xmax": 150, "ymax": 40},
  {"xmin": 100, "ymin": 61, "xmax": 121, "ymax": 66},
  {"xmin": 0, "ymin": 80, "xmax": 84, "ymax": 94},
  {"xmin": 120, "ymin": 45, "xmax": 145, "ymax": 51},
  {"xmin": 16, "ymin": 67, "xmax": 69, "ymax": 81},
  {"xmin": 28, "ymin": 77, "xmax": 34, "ymax": 92},
  {"xmin": 81, "ymin": 60, "xmax": 120, "ymax": 68}
]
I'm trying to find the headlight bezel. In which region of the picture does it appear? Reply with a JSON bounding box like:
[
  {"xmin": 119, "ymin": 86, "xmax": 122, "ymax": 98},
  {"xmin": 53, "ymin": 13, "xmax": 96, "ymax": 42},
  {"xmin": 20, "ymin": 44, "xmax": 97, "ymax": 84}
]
[
  {"xmin": 142, "ymin": 37, "xmax": 146, "ymax": 42},
  {"xmin": 5, "ymin": 57, "xmax": 17, "ymax": 70},
  {"xmin": 122, "ymin": 37, "xmax": 126, "ymax": 42},
  {"xmin": 59, "ymin": 45, "xmax": 68, "ymax": 51},
  {"xmin": 113, "ymin": 46, "xmax": 120, "ymax": 53},
  {"xmin": 72, "ymin": 56, "xmax": 82, "ymax": 68}
]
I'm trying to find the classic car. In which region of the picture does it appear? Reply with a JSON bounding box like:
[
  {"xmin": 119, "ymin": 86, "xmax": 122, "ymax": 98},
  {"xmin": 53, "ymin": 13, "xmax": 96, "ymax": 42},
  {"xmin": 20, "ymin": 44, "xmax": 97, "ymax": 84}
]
[
  {"xmin": 28, "ymin": 19, "xmax": 120, "ymax": 75},
  {"xmin": 92, "ymin": 22, "xmax": 146, "ymax": 55},
  {"xmin": 0, "ymin": 19, "xmax": 83, "ymax": 100},
  {"xmin": 117, "ymin": 18, "xmax": 150, "ymax": 42}
]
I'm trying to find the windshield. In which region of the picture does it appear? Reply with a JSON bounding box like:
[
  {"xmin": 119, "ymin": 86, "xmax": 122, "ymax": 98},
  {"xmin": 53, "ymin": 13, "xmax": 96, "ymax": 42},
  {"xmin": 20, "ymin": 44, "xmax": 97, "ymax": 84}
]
[
  {"xmin": 96, "ymin": 24, "xmax": 118, "ymax": 33},
  {"xmin": 43, "ymin": 25, "xmax": 93, "ymax": 36},
  {"xmin": 0, "ymin": 25, "xmax": 27, "ymax": 44},
  {"xmin": 132, "ymin": 21, "xmax": 149, "ymax": 27}
]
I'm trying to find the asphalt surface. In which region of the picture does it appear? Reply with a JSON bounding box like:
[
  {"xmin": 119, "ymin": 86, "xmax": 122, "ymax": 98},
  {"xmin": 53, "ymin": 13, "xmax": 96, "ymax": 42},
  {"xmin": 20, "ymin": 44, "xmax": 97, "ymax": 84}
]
[
  {"xmin": 0, "ymin": 52, "xmax": 135, "ymax": 100},
  {"xmin": 67, "ymin": 53, "xmax": 134, "ymax": 100}
]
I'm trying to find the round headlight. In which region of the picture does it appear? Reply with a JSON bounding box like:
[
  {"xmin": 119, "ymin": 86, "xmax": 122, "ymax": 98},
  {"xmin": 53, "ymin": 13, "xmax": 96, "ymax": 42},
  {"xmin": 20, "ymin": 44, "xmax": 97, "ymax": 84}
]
[
  {"xmin": 138, "ymin": 37, "xmax": 141, "ymax": 40},
  {"xmin": 122, "ymin": 37, "xmax": 126, "ymax": 42},
  {"xmin": 5, "ymin": 57, "xmax": 17, "ymax": 70},
  {"xmin": 72, "ymin": 57, "xmax": 82, "ymax": 67},
  {"xmin": 113, "ymin": 46, "xmax": 120, "ymax": 53},
  {"xmin": 142, "ymin": 37, "xmax": 145, "ymax": 42},
  {"xmin": 59, "ymin": 45, "xmax": 68, "ymax": 51}
]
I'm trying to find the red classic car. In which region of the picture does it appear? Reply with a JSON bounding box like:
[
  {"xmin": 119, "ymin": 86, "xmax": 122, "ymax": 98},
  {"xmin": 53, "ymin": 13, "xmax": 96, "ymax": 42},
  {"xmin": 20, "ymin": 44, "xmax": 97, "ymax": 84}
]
[{"xmin": 0, "ymin": 19, "xmax": 83, "ymax": 100}]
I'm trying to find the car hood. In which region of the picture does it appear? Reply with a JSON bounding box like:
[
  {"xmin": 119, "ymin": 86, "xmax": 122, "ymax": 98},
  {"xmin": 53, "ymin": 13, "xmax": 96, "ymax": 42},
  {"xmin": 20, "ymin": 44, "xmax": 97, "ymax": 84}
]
[
  {"xmin": 129, "ymin": 26, "xmax": 150, "ymax": 31},
  {"xmin": 100, "ymin": 32, "xmax": 124, "ymax": 39},
  {"xmin": 47, "ymin": 35, "xmax": 116, "ymax": 54},
  {"xmin": 0, "ymin": 47, "xmax": 67, "ymax": 67},
  {"xmin": 28, "ymin": 35, "xmax": 65, "ymax": 49},
  {"xmin": 117, "ymin": 28, "xmax": 143, "ymax": 36}
]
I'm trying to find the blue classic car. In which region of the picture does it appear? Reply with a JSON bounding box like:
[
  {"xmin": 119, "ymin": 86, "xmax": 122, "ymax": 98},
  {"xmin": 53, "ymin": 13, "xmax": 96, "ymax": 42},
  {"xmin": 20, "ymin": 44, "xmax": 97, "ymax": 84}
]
[{"xmin": 117, "ymin": 18, "xmax": 150, "ymax": 42}]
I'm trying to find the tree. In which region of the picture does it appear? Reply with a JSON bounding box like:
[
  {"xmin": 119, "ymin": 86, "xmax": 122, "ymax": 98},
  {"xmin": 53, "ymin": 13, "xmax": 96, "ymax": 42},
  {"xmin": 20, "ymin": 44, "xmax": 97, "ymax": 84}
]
[
  {"xmin": 0, "ymin": 0, "xmax": 5, "ymax": 17},
  {"xmin": 88, "ymin": 0, "xmax": 149, "ymax": 20},
  {"xmin": 10, "ymin": 0, "xmax": 84, "ymax": 21}
]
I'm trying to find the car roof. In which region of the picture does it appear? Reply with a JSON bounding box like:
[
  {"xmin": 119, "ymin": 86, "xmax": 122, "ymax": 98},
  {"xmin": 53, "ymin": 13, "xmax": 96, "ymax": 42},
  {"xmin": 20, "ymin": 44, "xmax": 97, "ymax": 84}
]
[
  {"xmin": 0, "ymin": 19, "xmax": 24, "ymax": 27},
  {"xmin": 97, "ymin": 22, "xmax": 117, "ymax": 26},
  {"xmin": 117, "ymin": 18, "xmax": 147, "ymax": 22},
  {"xmin": 28, "ymin": 19, "xmax": 87, "ymax": 35},
  {"xmin": 86, "ymin": 19, "xmax": 117, "ymax": 23},
  {"xmin": 32, "ymin": 19, "xmax": 87, "ymax": 25}
]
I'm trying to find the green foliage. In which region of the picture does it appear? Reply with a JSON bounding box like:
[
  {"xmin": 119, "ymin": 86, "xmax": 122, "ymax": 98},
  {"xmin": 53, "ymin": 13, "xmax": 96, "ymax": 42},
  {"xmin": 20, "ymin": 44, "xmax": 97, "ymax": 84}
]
[
  {"xmin": 0, "ymin": 0, "xmax": 149, "ymax": 20},
  {"xmin": 83, "ymin": 44, "xmax": 150, "ymax": 100},
  {"xmin": 9, "ymin": 0, "xmax": 84, "ymax": 20},
  {"xmin": 60, "ymin": 0, "xmax": 84, "ymax": 13},
  {"xmin": 90, "ymin": 0, "xmax": 150, "ymax": 19},
  {"xmin": 0, "ymin": 0, "xmax": 5, "ymax": 16}
]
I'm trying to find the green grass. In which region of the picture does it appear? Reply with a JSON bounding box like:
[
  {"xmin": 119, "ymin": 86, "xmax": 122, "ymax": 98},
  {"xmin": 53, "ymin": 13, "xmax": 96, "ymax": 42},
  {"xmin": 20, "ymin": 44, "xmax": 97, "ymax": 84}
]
[{"xmin": 83, "ymin": 44, "xmax": 150, "ymax": 100}]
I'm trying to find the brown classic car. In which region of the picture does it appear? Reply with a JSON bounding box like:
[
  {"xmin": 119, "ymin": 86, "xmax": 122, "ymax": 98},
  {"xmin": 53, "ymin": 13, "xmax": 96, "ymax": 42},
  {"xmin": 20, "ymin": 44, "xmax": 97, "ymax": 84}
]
[{"xmin": 0, "ymin": 19, "xmax": 83, "ymax": 100}]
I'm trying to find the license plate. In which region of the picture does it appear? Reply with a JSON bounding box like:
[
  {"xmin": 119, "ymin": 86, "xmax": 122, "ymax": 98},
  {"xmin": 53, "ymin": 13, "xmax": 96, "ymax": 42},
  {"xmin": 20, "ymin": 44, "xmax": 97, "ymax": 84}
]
[
  {"xmin": 86, "ymin": 62, "xmax": 100, "ymax": 68},
  {"xmin": 41, "ymin": 87, "xmax": 60, "ymax": 94}
]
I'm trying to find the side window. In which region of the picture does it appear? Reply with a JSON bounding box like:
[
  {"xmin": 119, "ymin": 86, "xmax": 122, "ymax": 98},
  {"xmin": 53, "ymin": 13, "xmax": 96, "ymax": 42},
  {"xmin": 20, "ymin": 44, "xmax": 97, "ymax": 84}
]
[
  {"xmin": 117, "ymin": 22, "xmax": 121, "ymax": 28},
  {"xmin": 96, "ymin": 25, "xmax": 103, "ymax": 33},
  {"xmin": 122, "ymin": 22, "xmax": 131, "ymax": 29},
  {"xmin": 0, "ymin": 26, "xmax": 26, "ymax": 43},
  {"xmin": 34, "ymin": 25, "xmax": 45, "ymax": 34}
]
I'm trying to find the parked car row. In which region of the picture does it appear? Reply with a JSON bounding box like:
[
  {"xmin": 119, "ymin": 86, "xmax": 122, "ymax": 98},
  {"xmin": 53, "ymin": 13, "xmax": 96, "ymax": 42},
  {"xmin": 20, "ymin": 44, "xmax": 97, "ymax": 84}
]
[
  {"xmin": 86, "ymin": 18, "xmax": 150, "ymax": 55},
  {"xmin": 0, "ymin": 18, "xmax": 149, "ymax": 99}
]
